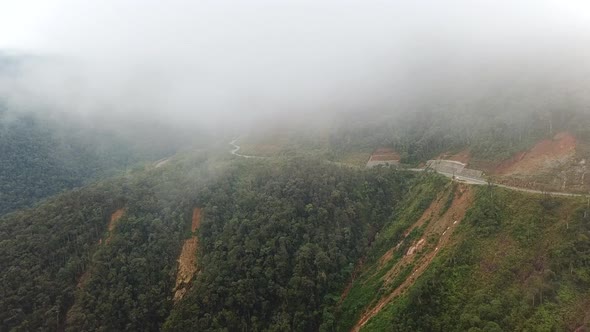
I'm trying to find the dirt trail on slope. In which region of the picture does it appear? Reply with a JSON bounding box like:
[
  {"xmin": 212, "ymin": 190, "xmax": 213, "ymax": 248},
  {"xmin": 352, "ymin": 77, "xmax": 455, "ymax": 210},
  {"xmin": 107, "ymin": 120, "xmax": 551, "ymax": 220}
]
[
  {"xmin": 65, "ymin": 208, "xmax": 126, "ymax": 326},
  {"xmin": 104, "ymin": 208, "xmax": 125, "ymax": 244},
  {"xmin": 173, "ymin": 208, "xmax": 202, "ymax": 301},
  {"xmin": 352, "ymin": 185, "xmax": 474, "ymax": 332},
  {"xmin": 376, "ymin": 190, "xmax": 447, "ymax": 269},
  {"xmin": 344, "ymin": 191, "xmax": 450, "ymax": 308},
  {"xmin": 108, "ymin": 208, "xmax": 125, "ymax": 231}
]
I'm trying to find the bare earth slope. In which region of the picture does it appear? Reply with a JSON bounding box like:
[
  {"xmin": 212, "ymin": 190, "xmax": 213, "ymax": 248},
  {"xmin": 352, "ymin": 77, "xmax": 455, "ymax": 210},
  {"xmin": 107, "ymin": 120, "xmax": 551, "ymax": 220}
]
[
  {"xmin": 496, "ymin": 132, "xmax": 576, "ymax": 176},
  {"xmin": 173, "ymin": 208, "xmax": 201, "ymax": 301},
  {"xmin": 351, "ymin": 185, "xmax": 474, "ymax": 331}
]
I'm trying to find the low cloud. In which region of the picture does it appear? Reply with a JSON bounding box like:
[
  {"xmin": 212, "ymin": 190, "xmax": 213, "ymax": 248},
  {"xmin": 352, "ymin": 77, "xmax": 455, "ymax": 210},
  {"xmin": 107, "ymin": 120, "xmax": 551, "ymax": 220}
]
[{"xmin": 1, "ymin": 0, "xmax": 590, "ymax": 131}]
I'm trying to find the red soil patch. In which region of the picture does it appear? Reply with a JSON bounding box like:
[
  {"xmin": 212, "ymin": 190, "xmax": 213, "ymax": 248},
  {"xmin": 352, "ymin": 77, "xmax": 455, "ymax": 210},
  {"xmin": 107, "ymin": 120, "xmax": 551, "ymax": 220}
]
[
  {"xmin": 377, "ymin": 248, "xmax": 396, "ymax": 268},
  {"xmin": 352, "ymin": 185, "xmax": 474, "ymax": 331},
  {"xmin": 174, "ymin": 239, "xmax": 198, "ymax": 301},
  {"xmin": 105, "ymin": 208, "xmax": 125, "ymax": 244},
  {"xmin": 191, "ymin": 208, "xmax": 201, "ymax": 232},
  {"xmin": 173, "ymin": 208, "xmax": 202, "ymax": 302},
  {"xmin": 495, "ymin": 151, "xmax": 527, "ymax": 174},
  {"xmin": 369, "ymin": 147, "xmax": 400, "ymax": 162},
  {"xmin": 376, "ymin": 190, "xmax": 448, "ymax": 269},
  {"xmin": 438, "ymin": 149, "xmax": 471, "ymax": 164},
  {"xmin": 108, "ymin": 208, "xmax": 125, "ymax": 232},
  {"xmin": 496, "ymin": 132, "xmax": 576, "ymax": 175}
]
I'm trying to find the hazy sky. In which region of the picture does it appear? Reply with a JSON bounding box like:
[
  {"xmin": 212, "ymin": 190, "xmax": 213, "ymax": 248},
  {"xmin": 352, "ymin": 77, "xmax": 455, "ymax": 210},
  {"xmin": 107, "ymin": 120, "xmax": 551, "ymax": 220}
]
[{"xmin": 1, "ymin": 0, "xmax": 590, "ymax": 128}]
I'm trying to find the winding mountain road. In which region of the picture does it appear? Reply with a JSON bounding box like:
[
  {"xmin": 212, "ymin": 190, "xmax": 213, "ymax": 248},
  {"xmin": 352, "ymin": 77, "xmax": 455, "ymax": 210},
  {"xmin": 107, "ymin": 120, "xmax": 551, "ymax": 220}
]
[
  {"xmin": 229, "ymin": 140, "xmax": 588, "ymax": 198},
  {"xmin": 411, "ymin": 169, "xmax": 587, "ymax": 197},
  {"xmin": 229, "ymin": 139, "xmax": 266, "ymax": 159}
]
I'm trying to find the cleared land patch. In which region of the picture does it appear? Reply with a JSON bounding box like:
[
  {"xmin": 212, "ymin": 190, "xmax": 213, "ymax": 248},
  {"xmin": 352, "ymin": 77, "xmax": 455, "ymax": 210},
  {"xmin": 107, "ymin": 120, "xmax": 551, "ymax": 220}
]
[
  {"xmin": 173, "ymin": 208, "xmax": 202, "ymax": 301},
  {"xmin": 108, "ymin": 208, "xmax": 125, "ymax": 232},
  {"xmin": 366, "ymin": 147, "xmax": 400, "ymax": 168},
  {"xmin": 105, "ymin": 208, "xmax": 125, "ymax": 244},
  {"xmin": 485, "ymin": 132, "xmax": 590, "ymax": 192},
  {"xmin": 496, "ymin": 132, "xmax": 576, "ymax": 176}
]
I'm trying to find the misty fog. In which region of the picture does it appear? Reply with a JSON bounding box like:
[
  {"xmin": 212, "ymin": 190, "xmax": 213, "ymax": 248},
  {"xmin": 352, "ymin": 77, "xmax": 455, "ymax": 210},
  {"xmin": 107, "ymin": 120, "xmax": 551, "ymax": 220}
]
[
  {"xmin": 1, "ymin": 0, "xmax": 590, "ymax": 131},
  {"xmin": 6, "ymin": 3, "xmax": 590, "ymax": 331}
]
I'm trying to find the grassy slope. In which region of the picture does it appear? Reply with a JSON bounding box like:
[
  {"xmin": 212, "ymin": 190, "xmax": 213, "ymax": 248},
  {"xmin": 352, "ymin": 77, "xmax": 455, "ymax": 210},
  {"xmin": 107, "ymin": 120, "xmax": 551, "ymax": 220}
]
[
  {"xmin": 335, "ymin": 174, "xmax": 448, "ymax": 331},
  {"xmin": 341, "ymin": 180, "xmax": 590, "ymax": 331}
]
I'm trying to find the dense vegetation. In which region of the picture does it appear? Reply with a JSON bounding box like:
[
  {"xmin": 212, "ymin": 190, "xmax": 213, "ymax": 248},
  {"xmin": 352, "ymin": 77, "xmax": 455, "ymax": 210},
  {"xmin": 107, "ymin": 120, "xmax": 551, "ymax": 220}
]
[
  {"xmin": 164, "ymin": 159, "xmax": 409, "ymax": 331},
  {"xmin": 328, "ymin": 108, "xmax": 590, "ymax": 164},
  {"xmin": 0, "ymin": 180, "xmax": 124, "ymax": 330},
  {"xmin": 0, "ymin": 154, "xmax": 413, "ymax": 331},
  {"xmin": 0, "ymin": 152, "xmax": 212, "ymax": 331},
  {"xmin": 65, "ymin": 154, "xmax": 212, "ymax": 331},
  {"xmin": 0, "ymin": 106, "xmax": 186, "ymax": 216},
  {"xmin": 241, "ymin": 105, "xmax": 590, "ymax": 167},
  {"xmin": 4, "ymin": 86, "xmax": 590, "ymax": 331},
  {"xmin": 3, "ymin": 142, "xmax": 590, "ymax": 331}
]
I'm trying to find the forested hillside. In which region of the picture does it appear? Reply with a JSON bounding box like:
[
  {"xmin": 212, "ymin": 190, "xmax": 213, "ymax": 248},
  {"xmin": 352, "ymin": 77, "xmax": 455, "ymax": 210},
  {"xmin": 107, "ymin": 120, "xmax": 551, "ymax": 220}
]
[
  {"xmin": 240, "ymin": 105, "xmax": 590, "ymax": 167},
  {"xmin": 164, "ymin": 159, "xmax": 409, "ymax": 331},
  {"xmin": 4, "ymin": 1, "xmax": 590, "ymax": 331},
  {"xmin": 4, "ymin": 102, "xmax": 590, "ymax": 332},
  {"xmin": 0, "ymin": 153, "xmax": 413, "ymax": 331},
  {"xmin": 0, "ymin": 180, "xmax": 124, "ymax": 330},
  {"xmin": 0, "ymin": 151, "xmax": 213, "ymax": 331},
  {"xmin": 0, "ymin": 105, "xmax": 190, "ymax": 216}
]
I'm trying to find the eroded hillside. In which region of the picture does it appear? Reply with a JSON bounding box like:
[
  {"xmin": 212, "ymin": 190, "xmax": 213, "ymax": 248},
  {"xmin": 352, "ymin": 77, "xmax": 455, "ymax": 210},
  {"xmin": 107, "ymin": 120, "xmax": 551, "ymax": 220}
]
[
  {"xmin": 3, "ymin": 145, "xmax": 590, "ymax": 332},
  {"xmin": 173, "ymin": 208, "xmax": 202, "ymax": 301},
  {"xmin": 336, "ymin": 175, "xmax": 590, "ymax": 331}
]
